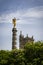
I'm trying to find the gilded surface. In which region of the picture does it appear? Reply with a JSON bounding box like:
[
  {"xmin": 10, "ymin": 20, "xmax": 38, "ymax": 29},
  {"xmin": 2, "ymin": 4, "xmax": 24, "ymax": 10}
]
[{"xmin": 12, "ymin": 18, "xmax": 16, "ymax": 27}]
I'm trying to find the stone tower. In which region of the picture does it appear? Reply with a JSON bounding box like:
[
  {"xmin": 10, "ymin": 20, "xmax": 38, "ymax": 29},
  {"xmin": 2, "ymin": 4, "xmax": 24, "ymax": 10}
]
[
  {"xmin": 19, "ymin": 31, "xmax": 24, "ymax": 49},
  {"xmin": 19, "ymin": 31, "xmax": 34, "ymax": 49},
  {"xmin": 12, "ymin": 18, "xmax": 17, "ymax": 49}
]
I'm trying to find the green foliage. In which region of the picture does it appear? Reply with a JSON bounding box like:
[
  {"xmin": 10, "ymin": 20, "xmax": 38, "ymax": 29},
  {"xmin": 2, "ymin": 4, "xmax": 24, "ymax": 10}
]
[
  {"xmin": 24, "ymin": 41, "xmax": 43, "ymax": 65},
  {"xmin": 0, "ymin": 41, "xmax": 43, "ymax": 65}
]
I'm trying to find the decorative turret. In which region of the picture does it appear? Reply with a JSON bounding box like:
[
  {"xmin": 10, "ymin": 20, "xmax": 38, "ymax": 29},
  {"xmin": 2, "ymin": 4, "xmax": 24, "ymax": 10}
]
[
  {"xmin": 19, "ymin": 32, "xmax": 34, "ymax": 49},
  {"xmin": 19, "ymin": 31, "xmax": 24, "ymax": 49},
  {"xmin": 12, "ymin": 18, "xmax": 17, "ymax": 49}
]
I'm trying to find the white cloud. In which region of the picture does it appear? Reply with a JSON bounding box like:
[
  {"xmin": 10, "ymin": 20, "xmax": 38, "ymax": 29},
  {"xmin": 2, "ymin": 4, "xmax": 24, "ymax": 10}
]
[
  {"xmin": 0, "ymin": 6, "xmax": 43, "ymax": 24},
  {"xmin": 23, "ymin": 10, "xmax": 43, "ymax": 18}
]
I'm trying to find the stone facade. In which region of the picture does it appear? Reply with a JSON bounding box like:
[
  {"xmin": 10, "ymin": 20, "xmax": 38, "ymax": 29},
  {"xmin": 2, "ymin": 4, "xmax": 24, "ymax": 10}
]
[
  {"xmin": 12, "ymin": 27, "xmax": 17, "ymax": 49},
  {"xmin": 19, "ymin": 31, "xmax": 34, "ymax": 49}
]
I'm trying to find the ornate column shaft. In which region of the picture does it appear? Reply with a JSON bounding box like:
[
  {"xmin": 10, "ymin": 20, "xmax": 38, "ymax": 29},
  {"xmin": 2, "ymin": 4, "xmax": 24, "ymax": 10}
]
[
  {"xmin": 12, "ymin": 27, "xmax": 17, "ymax": 49},
  {"xmin": 12, "ymin": 18, "xmax": 17, "ymax": 49}
]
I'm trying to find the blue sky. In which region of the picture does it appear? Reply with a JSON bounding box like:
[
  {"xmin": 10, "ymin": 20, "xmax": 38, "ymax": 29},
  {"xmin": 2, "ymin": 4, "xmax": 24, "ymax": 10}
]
[{"xmin": 0, "ymin": 0, "xmax": 43, "ymax": 50}]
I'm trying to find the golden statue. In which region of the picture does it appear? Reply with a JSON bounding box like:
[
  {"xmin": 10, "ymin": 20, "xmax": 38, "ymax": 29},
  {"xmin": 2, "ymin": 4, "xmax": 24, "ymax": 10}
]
[{"xmin": 12, "ymin": 17, "xmax": 16, "ymax": 27}]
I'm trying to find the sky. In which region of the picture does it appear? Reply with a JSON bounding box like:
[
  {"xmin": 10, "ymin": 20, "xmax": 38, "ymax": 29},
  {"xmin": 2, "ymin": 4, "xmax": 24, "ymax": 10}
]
[{"xmin": 0, "ymin": 0, "xmax": 43, "ymax": 50}]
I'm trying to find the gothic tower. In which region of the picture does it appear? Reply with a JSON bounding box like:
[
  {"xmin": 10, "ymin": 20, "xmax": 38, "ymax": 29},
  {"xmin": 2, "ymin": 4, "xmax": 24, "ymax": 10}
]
[
  {"xmin": 19, "ymin": 31, "xmax": 34, "ymax": 49},
  {"xmin": 19, "ymin": 31, "xmax": 24, "ymax": 49},
  {"xmin": 12, "ymin": 18, "xmax": 17, "ymax": 49}
]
